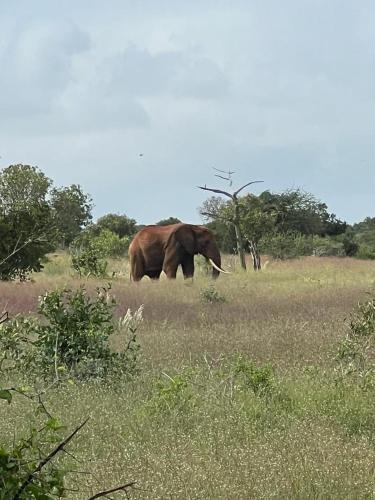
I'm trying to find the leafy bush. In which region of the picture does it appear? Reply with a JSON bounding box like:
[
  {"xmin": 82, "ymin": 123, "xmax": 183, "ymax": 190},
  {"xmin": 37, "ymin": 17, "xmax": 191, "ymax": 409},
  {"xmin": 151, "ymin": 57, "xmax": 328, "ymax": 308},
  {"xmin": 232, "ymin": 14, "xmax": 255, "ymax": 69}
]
[
  {"xmin": 261, "ymin": 232, "xmax": 314, "ymax": 259},
  {"xmin": 200, "ymin": 285, "xmax": 226, "ymax": 304},
  {"xmin": 0, "ymin": 286, "xmax": 143, "ymax": 380},
  {"xmin": 337, "ymin": 297, "xmax": 375, "ymax": 385},
  {"xmin": 356, "ymin": 245, "xmax": 375, "ymax": 260},
  {"xmin": 232, "ymin": 357, "xmax": 274, "ymax": 395},
  {"xmin": 70, "ymin": 228, "xmax": 129, "ymax": 277},
  {"xmin": 0, "ymin": 389, "xmax": 66, "ymax": 498}
]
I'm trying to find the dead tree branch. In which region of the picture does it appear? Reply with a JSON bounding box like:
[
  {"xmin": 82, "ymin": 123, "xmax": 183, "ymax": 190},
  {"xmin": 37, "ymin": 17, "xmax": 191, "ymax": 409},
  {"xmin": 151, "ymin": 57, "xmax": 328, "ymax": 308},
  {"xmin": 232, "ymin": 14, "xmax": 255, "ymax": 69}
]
[
  {"xmin": 88, "ymin": 481, "xmax": 137, "ymax": 499},
  {"xmin": 13, "ymin": 418, "xmax": 90, "ymax": 499}
]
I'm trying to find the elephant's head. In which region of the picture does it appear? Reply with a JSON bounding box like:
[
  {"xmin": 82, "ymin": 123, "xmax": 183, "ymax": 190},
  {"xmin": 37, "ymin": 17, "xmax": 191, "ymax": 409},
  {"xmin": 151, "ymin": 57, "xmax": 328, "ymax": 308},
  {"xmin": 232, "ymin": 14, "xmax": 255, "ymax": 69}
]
[{"xmin": 168, "ymin": 224, "xmax": 229, "ymax": 278}]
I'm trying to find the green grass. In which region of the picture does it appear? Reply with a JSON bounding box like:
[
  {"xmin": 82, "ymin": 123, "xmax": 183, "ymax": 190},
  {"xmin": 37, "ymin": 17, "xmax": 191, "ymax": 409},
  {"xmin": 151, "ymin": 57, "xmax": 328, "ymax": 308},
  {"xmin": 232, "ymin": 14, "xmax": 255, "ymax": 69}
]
[{"xmin": 1, "ymin": 254, "xmax": 375, "ymax": 498}]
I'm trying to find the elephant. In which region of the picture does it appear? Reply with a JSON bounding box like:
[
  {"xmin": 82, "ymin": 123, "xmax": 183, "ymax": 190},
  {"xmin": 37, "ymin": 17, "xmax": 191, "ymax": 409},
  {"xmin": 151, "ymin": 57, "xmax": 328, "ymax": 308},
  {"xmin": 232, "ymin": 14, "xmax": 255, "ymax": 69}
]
[{"xmin": 128, "ymin": 223, "xmax": 229, "ymax": 281}]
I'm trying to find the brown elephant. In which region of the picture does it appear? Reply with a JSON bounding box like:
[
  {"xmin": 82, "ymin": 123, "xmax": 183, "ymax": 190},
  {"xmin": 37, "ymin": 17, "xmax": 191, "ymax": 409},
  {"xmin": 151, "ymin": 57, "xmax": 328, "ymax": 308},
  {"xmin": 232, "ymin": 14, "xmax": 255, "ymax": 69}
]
[{"xmin": 128, "ymin": 223, "xmax": 228, "ymax": 281}]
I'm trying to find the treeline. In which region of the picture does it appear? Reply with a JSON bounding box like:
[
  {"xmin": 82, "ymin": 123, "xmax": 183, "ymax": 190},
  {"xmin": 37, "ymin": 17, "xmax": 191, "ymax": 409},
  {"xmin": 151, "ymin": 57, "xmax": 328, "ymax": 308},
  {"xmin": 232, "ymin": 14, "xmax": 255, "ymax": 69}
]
[
  {"xmin": 201, "ymin": 190, "xmax": 373, "ymax": 262},
  {"xmin": 0, "ymin": 163, "xmax": 373, "ymax": 280},
  {"xmin": 0, "ymin": 164, "xmax": 182, "ymax": 280}
]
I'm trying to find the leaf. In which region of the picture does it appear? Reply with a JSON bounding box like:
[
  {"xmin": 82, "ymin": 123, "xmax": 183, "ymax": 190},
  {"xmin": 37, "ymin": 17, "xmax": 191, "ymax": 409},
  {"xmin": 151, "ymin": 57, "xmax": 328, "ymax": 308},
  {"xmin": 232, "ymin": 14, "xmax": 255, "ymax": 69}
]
[{"xmin": 0, "ymin": 389, "xmax": 12, "ymax": 404}]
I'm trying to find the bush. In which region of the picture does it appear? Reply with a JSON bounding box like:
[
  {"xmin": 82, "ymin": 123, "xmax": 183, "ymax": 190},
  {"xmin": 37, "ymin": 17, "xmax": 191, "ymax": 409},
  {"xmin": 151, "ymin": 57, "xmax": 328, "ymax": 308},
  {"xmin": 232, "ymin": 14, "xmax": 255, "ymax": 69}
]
[
  {"xmin": 0, "ymin": 286, "xmax": 143, "ymax": 380},
  {"xmin": 337, "ymin": 297, "xmax": 375, "ymax": 385},
  {"xmin": 356, "ymin": 245, "xmax": 375, "ymax": 260},
  {"xmin": 261, "ymin": 232, "xmax": 314, "ymax": 259},
  {"xmin": 200, "ymin": 285, "xmax": 226, "ymax": 304},
  {"xmin": 70, "ymin": 228, "xmax": 129, "ymax": 277},
  {"xmin": 232, "ymin": 357, "xmax": 274, "ymax": 395},
  {"xmin": 0, "ymin": 389, "xmax": 66, "ymax": 498}
]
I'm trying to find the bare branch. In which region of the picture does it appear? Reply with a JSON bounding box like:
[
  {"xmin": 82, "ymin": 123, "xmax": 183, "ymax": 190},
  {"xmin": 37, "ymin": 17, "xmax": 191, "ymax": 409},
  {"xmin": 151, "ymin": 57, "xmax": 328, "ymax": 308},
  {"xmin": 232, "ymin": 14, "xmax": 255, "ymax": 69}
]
[
  {"xmin": 214, "ymin": 174, "xmax": 230, "ymax": 181},
  {"xmin": 212, "ymin": 167, "xmax": 235, "ymax": 175},
  {"xmin": 88, "ymin": 481, "xmax": 137, "ymax": 499},
  {"xmin": 200, "ymin": 211, "xmax": 233, "ymax": 224},
  {"xmin": 198, "ymin": 186, "xmax": 233, "ymax": 199},
  {"xmin": 0, "ymin": 238, "xmax": 33, "ymax": 269},
  {"xmin": 13, "ymin": 418, "xmax": 90, "ymax": 499},
  {"xmin": 0, "ymin": 311, "xmax": 9, "ymax": 324},
  {"xmin": 233, "ymin": 180, "xmax": 264, "ymax": 197}
]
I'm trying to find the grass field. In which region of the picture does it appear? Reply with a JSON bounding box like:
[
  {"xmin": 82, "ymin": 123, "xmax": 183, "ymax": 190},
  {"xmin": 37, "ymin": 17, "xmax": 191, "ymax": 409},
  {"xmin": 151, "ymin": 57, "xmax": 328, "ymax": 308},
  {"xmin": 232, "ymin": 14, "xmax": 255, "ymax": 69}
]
[{"xmin": 1, "ymin": 255, "xmax": 375, "ymax": 498}]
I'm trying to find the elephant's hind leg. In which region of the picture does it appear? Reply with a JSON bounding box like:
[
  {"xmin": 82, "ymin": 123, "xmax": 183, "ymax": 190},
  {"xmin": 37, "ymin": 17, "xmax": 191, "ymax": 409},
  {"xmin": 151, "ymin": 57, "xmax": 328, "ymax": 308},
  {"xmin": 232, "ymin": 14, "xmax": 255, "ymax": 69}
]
[{"xmin": 130, "ymin": 254, "xmax": 145, "ymax": 281}]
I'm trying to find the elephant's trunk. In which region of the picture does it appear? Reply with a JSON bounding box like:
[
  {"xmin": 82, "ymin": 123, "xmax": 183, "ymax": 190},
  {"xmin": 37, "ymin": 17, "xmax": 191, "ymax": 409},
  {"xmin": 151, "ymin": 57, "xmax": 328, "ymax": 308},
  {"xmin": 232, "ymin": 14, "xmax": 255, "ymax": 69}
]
[{"xmin": 204, "ymin": 247, "xmax": 228, "ymax": 278}]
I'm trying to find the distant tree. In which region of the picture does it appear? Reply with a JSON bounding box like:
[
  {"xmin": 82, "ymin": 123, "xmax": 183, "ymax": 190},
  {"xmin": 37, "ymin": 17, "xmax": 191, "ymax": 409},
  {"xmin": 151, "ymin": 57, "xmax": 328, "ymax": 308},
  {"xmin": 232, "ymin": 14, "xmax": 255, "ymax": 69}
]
[
  {"xmin": 50, "ymin": 184, "xmax": 93, "ymax": 247},
  {"xmin": 94, "ymin": 213, "xmax": 137, "ymax": 238},
  {"xmin": 199, "ymin": 170, "xmax": 264, "ymax": 270},
  {"xmin": 0, "ymin": 164, "xmax": 55, "ymax": 280},
  {"xmin": 156, "ymin": 217, "xmax": 181, "ymax": 226},
  {"xmin": 258, "ymin": 189, "xmax": 347, "ymax": 237}
]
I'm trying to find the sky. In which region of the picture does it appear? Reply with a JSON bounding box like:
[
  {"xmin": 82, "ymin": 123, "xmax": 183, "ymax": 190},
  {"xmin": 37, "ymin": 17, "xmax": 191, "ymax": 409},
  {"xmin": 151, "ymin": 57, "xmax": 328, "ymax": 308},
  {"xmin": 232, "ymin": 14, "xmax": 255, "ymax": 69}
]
[{"xmin": 0, "ymin": 0, "xmax": 374, "ymax": 224}]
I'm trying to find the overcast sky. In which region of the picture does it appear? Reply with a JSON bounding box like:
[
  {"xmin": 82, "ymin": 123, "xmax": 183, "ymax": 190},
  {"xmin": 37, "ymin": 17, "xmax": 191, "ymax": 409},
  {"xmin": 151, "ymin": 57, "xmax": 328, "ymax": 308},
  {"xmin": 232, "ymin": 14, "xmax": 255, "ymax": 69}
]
[{"xmin": 1, "ymin": 0, "xmax": 374, "ymax": 224}]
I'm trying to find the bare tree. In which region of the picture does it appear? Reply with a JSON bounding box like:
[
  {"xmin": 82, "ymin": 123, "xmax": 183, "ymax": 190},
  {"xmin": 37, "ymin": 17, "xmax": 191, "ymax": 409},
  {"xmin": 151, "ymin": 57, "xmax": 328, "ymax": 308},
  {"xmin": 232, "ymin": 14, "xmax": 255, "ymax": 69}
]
[{"xmin": 198, "ymin": 170, "xmax": 263, "ymax": 270}]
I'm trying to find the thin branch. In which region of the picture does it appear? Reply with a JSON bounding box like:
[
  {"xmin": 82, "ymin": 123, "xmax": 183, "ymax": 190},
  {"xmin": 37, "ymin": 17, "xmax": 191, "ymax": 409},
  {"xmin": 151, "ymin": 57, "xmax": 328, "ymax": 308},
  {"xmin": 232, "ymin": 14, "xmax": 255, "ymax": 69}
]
[
  {"xmin": 212, "ymin": 167, "xmax": 235, "ymax": 175},
  {"xmin": 197, "ymin": 186, "xmax": 233, "ymax": 198},
  {"xmin": 233, "ymin": 180, "xmax": 264, "ymax": 197},
  {"xmin": 13, "ymin": 418, "xmax": 89, "ymax": 499},
  {"xmin": 88, "ymin": 481, "xmax": 137, "ymax": 499}
]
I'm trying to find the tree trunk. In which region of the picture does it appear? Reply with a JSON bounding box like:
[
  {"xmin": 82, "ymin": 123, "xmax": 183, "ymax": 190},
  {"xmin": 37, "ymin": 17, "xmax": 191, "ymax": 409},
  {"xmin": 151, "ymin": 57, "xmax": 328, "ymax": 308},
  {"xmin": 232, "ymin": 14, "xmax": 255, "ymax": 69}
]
[
  {"xmin": 233, "ymin": 195, "xmax": 247, "ymax": 270},
  {"xmin": 249, "ymin": 240, "xmax": 261, "ymax": 270}
]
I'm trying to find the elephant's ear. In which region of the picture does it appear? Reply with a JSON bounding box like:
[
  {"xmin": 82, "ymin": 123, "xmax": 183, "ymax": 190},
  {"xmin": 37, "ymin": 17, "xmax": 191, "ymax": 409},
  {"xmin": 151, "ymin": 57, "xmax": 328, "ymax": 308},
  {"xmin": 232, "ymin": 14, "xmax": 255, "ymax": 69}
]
[{"xmin": 169, "ymin": 225, "xmax": 196, "ymax": 254}]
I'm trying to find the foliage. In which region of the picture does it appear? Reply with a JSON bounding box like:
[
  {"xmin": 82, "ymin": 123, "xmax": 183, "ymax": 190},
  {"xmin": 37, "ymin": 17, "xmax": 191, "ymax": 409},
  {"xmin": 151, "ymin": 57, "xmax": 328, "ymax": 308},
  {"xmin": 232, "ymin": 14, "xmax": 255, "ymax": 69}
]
[
  {"xmin": 94, "ymin": 213, "xmax": 137, "ymax": 239},
  {"xmin": 342, "ymin": 230, "xmax": 359, "ymax": 257},
  {"xmin": 0, "ymin": 389, "xmax": 66, "ymax": 498},
  {"xmin": 50, "ymin": 184, "xmax": 93, "ymax": 247},
  {"xmin": 0, "ymin": 164, "xmax": 56, "ymax": 280},
  {"xmin": 0, "ymin": 286, "xmax": 143, "ymax": 380},
  {"xmin": 259, "ymin": 189, "xmax": 347, "ymax": 237},
  {"xmin": 260, "ymin": 232, "xmax": 314, "ymax": 259},
  {"xmin": 200, "ymin": 189, "xmax": 347, "ymax": 255},
  {"xmin": 70, "ymin": 227, "xmax": 129, "ymax": 277},
  {"xmin": 200, "ymin": 285, "xmax": 226, "ymax": 304},
  {"xmin": 337, "ymin": 297, "xmax": 375, "ymax": 385},
  {"xmin": 156, "ymin": 217, "xmax": 181, "ymax": 226},
  {"xmin": 71, "ymin": 241, "xmax": 108, "ymax": 278},
  {"xmin": 232, "ymin": 357, "xmax": 274, "ymax": 395}
]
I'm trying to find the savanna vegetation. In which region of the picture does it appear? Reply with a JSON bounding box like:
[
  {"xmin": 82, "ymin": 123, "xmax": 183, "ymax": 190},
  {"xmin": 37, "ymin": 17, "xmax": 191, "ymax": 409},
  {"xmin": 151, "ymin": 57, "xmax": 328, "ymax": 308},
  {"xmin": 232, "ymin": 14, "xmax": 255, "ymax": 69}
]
[{"xmin": 1, "ymin": 164, "xmax": 375, "ymax": 498}]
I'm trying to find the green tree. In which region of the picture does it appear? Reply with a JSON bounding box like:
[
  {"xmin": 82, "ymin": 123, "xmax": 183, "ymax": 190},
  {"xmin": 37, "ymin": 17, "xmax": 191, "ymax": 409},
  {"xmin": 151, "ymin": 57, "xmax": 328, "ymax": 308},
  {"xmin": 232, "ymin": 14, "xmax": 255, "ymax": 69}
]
[
  {"xmin": 94, "ymin": 213, "xmax": 137, "ymax": 238},
  {"xmin": 259, "ymin": 189, "xmax": 347, "ymax": 236},
  {"xmin": 0, "ymin": 165, "xmax": 55, "ymax": 280},
  {"xmin": 50, "ymin": 184, "xmax": 93, "ymax": 247},
  {"xmin": 156, "ymin": 217, "xmax": 181, "ymax": 226}
]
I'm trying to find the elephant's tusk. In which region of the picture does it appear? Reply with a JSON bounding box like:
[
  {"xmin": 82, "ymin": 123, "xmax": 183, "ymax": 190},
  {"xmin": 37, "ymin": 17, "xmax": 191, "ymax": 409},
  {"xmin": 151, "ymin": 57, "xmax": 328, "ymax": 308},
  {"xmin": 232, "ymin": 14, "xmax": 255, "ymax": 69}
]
[{"xmin": 209, "ymin": 258, "xmax": 231, "ymax": 274}]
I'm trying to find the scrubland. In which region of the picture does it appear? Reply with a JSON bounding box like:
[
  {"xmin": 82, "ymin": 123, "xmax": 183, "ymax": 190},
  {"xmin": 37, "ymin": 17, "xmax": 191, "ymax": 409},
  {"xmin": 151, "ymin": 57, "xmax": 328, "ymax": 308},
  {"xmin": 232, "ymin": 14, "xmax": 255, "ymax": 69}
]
[{"xmin": 1, "ymin": 254, "xmax": 375, "ymax": 499}]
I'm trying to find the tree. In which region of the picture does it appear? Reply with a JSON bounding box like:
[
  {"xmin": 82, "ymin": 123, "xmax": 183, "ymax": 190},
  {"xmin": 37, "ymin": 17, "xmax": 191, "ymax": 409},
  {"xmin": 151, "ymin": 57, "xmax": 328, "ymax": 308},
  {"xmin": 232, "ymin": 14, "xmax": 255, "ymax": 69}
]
[
  {"xmin": 200, "ymin": 194, "xmax": 274, "ymax": 270},
  {"xmin": 0, "ymin": 165, "xmax": 56, "ymax": 280},
  {"xmin": 258, "ymin": 189, "xmax": 346, "ymax": 236},
  {"xmin": 156, "ymin": 217, "xmax": 181, "ymax": 226},
  {"xmin": 94, "ymin": 213, "xmax": 137, "ymax": 239},
  {"xmin": 198, "ymin": 170, "xmax": 264, "ymax": 270},
  {"xmin": 50, "ymin": 184, "xmax": 93, "ymax": 247}
]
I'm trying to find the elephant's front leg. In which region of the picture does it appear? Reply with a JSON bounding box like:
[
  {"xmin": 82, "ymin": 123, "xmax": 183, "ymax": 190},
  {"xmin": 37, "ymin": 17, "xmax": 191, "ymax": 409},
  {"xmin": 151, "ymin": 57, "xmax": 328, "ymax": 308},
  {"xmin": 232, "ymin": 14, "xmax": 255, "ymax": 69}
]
[
  {"xmin": 162, "ymin": 252, "xmax": 179, "ymax": 279},
  {"xmin": 181, "ymin": 254, "xmax": 194, "ymax": 279}
]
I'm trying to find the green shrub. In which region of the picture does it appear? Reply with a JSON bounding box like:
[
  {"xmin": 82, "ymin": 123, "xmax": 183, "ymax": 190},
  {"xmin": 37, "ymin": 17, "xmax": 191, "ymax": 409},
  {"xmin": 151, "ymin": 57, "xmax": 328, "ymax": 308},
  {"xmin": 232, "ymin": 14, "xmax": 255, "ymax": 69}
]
[
  {"xmin": 200, "ymin": 285, "xmax": 226, "ymax": 304},
  {"xmin": 0, "ymin": 389, "xmax": 66, "ymax": 498},
  {"xmin": 0, "ymin": 286, "xmax": 143, "ymax": 380},
  {"xmin": 337, "ymin": 297, "xmax": 375, "ymax": 385},
  {"xmin": 356, "ymin": 244, "xmax": 375, "ymax": 260},
  {"xmin": 261, "ymin": 232, "xmax": 314, "ymax": 259},
  {"xmin": 70, "ymin": 228, "xmax": 129, "ymax": 277},
  {"xmin": 232, "ymin": 357, "xmax": 274, "ymax": 395}
]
